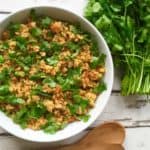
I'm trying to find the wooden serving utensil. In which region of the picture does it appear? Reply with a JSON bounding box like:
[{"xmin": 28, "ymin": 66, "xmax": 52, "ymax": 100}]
[
  {"xmin": 60, "ymin": 144, "xmax": 124, "ymax": 150},
  {"xmin": 80, "ymin": 121, "xmax": 125, "ymax": 144},
  {"xmin": 55, "ymin": 121, "xmax": 125, "ymax": 150}
]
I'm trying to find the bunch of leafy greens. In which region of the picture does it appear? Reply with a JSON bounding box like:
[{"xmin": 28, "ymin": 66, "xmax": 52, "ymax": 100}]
[{"xmin": 85, "ymin": 0, "xmax": 150, "ymax": 96}]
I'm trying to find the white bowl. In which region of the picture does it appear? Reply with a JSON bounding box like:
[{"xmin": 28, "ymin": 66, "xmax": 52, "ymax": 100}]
[{"xmin": 0, "ymin": 6, "xmax": 114, "ymax": 142}]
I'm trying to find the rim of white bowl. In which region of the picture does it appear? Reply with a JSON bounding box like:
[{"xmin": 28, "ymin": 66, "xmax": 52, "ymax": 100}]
[{"xmin": 0, "ymin": 6, "xmax": 114, "ymax": 142}]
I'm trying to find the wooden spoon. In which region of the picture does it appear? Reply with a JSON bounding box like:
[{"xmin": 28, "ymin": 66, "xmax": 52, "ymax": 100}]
[
  {"xmin": 55, "ymin": 121, "xmax": 125, "ymax": 150},
  {"xmin": 60, "ymin": 144, "xmax": 124, "ymax": 150},
  {"xmin": 80, "ymin": 121, "xmax": 125, "ymax": 144}
]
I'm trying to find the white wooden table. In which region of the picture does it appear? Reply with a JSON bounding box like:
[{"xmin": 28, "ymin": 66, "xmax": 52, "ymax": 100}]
[{"xmin": 0, "ymin": 0, "xmax": 150, "ymax": 149}]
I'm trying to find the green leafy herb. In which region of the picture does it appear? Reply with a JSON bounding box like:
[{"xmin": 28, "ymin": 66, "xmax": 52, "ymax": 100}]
[
  {"xmin": 29, "ymin": 103, "xmax": 47, "ymax": 119},
  {"xmin": 32, "ymin": 86, "xmax": 51, "ymax": 98},
  {"xmin": 65, "ymin": 41, "xmax": 80, "ymax": 52},
  {"xmin": 13, "ymin": 103, "xmax": 47, "ymax": 128},
  {"xmin": 85, "ymin": 0, "xmax": 150, "ymax": 95},
  {"xmin": 8, "ymin": 22, "xmax": 20, "ymax": 36},
  {"xmin": 50, "ymin": 42, "xmax": 62, "ymax": 51},
  {"xmin": 30, "ymin": 72, "xmax": 46, "ymax": 80},
  {"xmin": 0, "ymin": 95, "xmax": 24, "ymax": 105},
  {"xmin": 30, "ymin": 9, "xmax": 37, "ymax": 21},
  {"xmin": 43, "ymin": 77, "xmax": 56, "ymax": 88},
  {"xmin": 95, "ymin": 14, "xmax": 111, "ymax": 30},
  {"xmin": 70, "ymin": 25, "xmax": 81, "ymax": 34},
  {"xmin": 13, "ymin": 107, "xmax": 28, "ymax": 128},
  {"xmin": 90, "ymin": 54, "xmax": 106, "ymax": 68},
  {"xmin": 0, "ymin": 85, "xmax": 10, "ymax": 95},
  {"xmin": 67, "ymin": 104, "xmax": 79, "ymax": 115},
  {"xmin": 30, "ymin": 27, "xmax": 42, "ymax": 37},
  {"xmin": 92, "ymin": 2, "xmax": 102, "ymax": 13},
  {"xmin": 0, "ymin": 55, "xmax": 4, "ymax": 63},
  {"xmin": 0, "ymin": 42, "xmax": 9, "ymax": 51},
  {"xmin": 46, "ymin": 55, "xmax": 58, "ymax": 66},
  {"xmin": 0, "ymin": 68, "xmax": 12, "ymax": 84},
  {"xmin": 61, "ymin": 78, "xmax": 73, "ymax": 91},
  {"xmin": 40, "ymin": 40, "xmax": 50, "ymax": 52},
  {"xmin": 15, "ymin": 36, "xmax": 27, "ymax": 51},
  {"xmin": 14, "ymin": 71, "xmax": 25, "ymax": 77},
  {"xmin": 73, "ymin": 94, "xmax": 89, "ymax": 110},
  {"xmin": 93, "ymin": 81, "xmax": 107, "ymax": 94},
  {"xmin": 41, "ymin": 17, "xmax": 52, "ymax": 28},
  {"xmin": 43, "ymin": 118, "xmax": 64, "ymax": 134},
  {"xmin": 57, "ymin": 68, "xmax": 81, "ymax": 91},
  {"xmin": 6, "ymin": 96, "xmax": 24, "ymax": 104},
  {"xmin": 68, "ymin": 94, "xmax": 89, "ymax": 115},
  {"xmin": 78, "ymin": 114, "xmax": 90, "ymax": 122},
  {"xmin": 22, "ymin": 55, "xmax": 35, "ymax": 66}
]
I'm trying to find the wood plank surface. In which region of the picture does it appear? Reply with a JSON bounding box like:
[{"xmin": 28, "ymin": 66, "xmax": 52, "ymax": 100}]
[
  {"xmin": 0, "ymin": 0, "xmax": 87, "ymax": 15},
  {"xmin": 0, "ymin": 1, "xmax": 149, "ymax": 150},
  {"xmin": 0, "ymin": 127, "xmax": 150, "ymax": 150}
]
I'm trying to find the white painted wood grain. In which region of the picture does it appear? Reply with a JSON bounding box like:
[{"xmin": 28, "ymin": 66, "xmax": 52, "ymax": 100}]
[
  {"xmin": 36, "ymin": 0, "xmax": 87, "ymax": 16},
  {"xmin": 0, "ymin": 0, "xmax": 87, "ymax": 16},
  {"xmin": 0, "ymin": 128, "xmax": 5, "ymax": 134},
  {"xmin": 0, "ymin": 134, "xmax": 83, "ymax": 150},
  {"xmin": 0, "ymin": 132, "xmax": 88, "ymax": 150},
  {"xmin": 0, "ymin": 0, "xmax": 37, "ymax": 12},
  {"xmin": 93, "ymin": 94, "xmax": 149, "ymax": 127},
  {"xmin": 0, "ymin": 127, "xmax": 150, "ymax": 150},
  {"xmin": 125, "ymin": 127, "xmax": 150, "ymax": 150}
]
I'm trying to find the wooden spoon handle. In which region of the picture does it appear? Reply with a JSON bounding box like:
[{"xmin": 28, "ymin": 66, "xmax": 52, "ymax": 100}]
[{"xmin": 58, "ymin": 144, "xmax": 124, "ymax": 150}]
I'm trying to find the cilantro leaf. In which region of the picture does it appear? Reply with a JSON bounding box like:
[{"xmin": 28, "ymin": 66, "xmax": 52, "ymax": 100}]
[
  {"xmin": 7, "ymin": 96, "xmax": 25, "ymax": 104},
  {"xmin": 15, "ymin": 36, "xmax": 27, "ymax": 50},
  {"xmin": 0, "ymin": 85, "xmax": 10, "ymax": 95},
  {"xmin": 50, "ymin": 42, "xmax": 62, "ymax": 51},
  {"xmin": 41, "ymin": 17, "xmax": 52, "ymax": 28},
  {"xmin": 78, "ymin": 114, "xmax": 90, "ymax": 122},
  {"xmin": 65, "ymin": 41, "xmax": 80, "ymax": 52},
  {"xmin": 73, "ymin": 94, "xmax": 89, "ymax": 110},
  {"xmin": 32, "ymin": 86, "xmax": 51, "ymax": 98},
  {"xmin": 0, "ymin": 42, "xmax": 9, "ymax": 51},
  {"xmin": 67, "ymin": 104, "xmax": 79, "ymax": 115},
  {"xmin": 30, "ymin": 72, "xmax": 46, "ymax": 80},
  {"xmin": 46, "ymin": 55, "xmax": 58, "ymax": 66},
  {"xmin": 30, "ymin": 27, "xmax": 42, "ymax": 37},
  {"xmin": 0, "ymin": 55, "xmax": 4, "ymax": 63},
  {"xmin": 90, "ymin": 54, "xmax": 106, "ymax": 68},
  {"xmin": 29, "ymin": 103, "xmax": 47, "ymax": 119},
  {"xmin": 8, "ymin": 22, "xmax": 20, "ymax": 36},
  {"xmin": 93, "ymin": 81, "xmax": 107, "ymax": 94},
  {"xmin": 40, "ymin": 40, "xmax": 50, "ymax": 52},
  {"xmin": 43, "ymin": 77, "xmax": 56, "ymax": 88}
]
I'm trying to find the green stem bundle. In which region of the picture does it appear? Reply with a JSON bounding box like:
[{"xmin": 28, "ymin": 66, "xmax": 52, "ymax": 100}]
[{"xmin": 85, "ymin": 0, "xmax": 150, "ymax": 96}]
